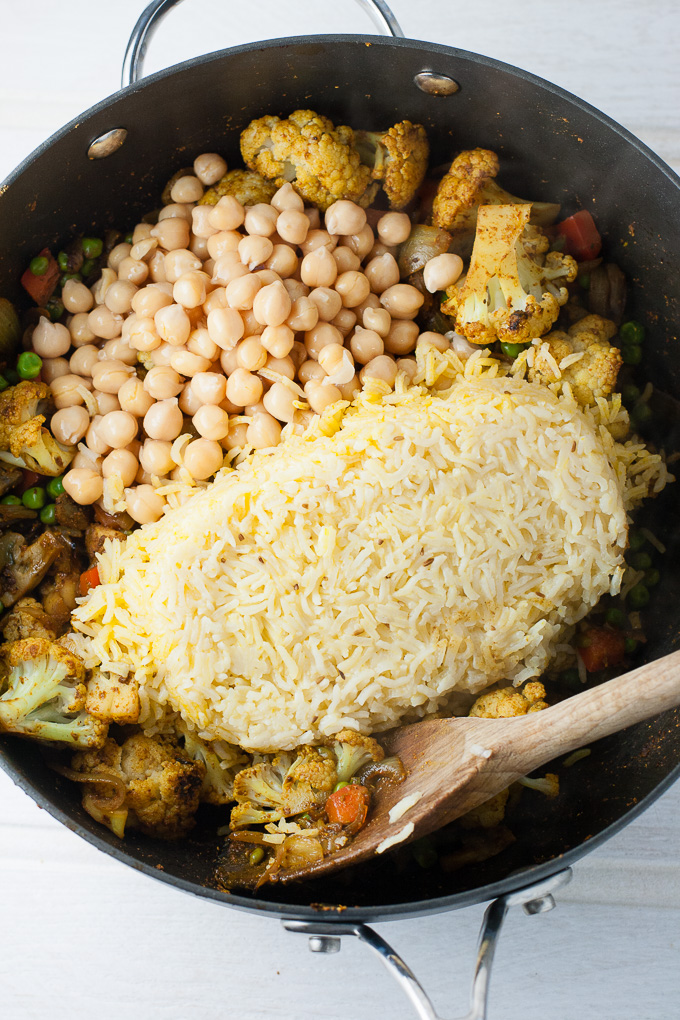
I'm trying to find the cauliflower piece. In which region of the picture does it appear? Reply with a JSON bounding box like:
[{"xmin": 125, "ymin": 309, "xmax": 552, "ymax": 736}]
[
  {"xmin": 354, "ymin": 120, "xmax": 429, "ymax": 209},
  {"xmin": 85, "ymin": 668, "xmax": 140, "ymax": 724},
  {"xmin": 441, "ymin": 204, "xmax": 577, "ymax": 345},
  {"xmin": 469, "ymin": 681, "xmax": 548, "ymax": 718},
  {"xmin": 0, "ymin": 380, "xmax": 74, "ymax": 476},
  {"xmin": 0, "ymin": 637, "xmax": 107, "ymax": 746},
  {"xmin": 198, "ymin": 168, "xmax": 277, "ymax": 207},
  {"xmin": 528, "ymin": 313, "xmax": 622, "ymax": 406},
  {"xmin": 459, "ymin": 788, "xmax": 510, "ymax": 829},
  {"xmin": 331, "ymin": 729, "xmax": 384, "ymax": 782},
  {"xmin": 72, "ymin": 732, "xmax": 206, "ymax": 839},
  {"xmin": 1, "ymin": 596, "xmax": 57, "ymax": 642},
  {"xmin": 181, "ymin": 726, "xmax": 247, "ymax": 805},
  {"xmin": 230, "ymin": 745, "xmax": 337, "ymax": 828},
  {"xmin": 240, "ymin": 109, "xmax": 375, "ymax": 211},
  {"xmin": 518, "ymin": 772, "xmax": 560, "ymax": 798},
  {"xmin": 432, "ymin": 148, "xmax": 561, "ymax": 235}
]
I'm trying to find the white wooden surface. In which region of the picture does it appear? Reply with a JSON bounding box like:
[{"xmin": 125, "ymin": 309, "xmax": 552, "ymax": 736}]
[{"xmin": 1, "ymin": 2, "xmax": 680, "ymax": 1018}]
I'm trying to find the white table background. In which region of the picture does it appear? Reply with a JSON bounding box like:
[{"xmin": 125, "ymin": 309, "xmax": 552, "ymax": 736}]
[{"xmin": 1, "ymin": 2, "xmax": 679, "ymax": 1017}]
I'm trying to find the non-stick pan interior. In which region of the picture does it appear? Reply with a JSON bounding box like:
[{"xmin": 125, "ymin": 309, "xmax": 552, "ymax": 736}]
[{"xmin": 1, "ymin": 36, "xmax": 679, "ymax": 920}]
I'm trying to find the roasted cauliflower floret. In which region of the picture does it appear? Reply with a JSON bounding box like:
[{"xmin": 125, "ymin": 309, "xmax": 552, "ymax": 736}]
[
  {"xmin": 72, "ymin": 732, "xmax": 205, "ymax": 839},
  {"xmin": 198, "ymin": 168, "xmax": 277, "ymax": 207},
  {"xmin": 85, "ymin": 668, "xmax": 140, "ymax": 724},
  {"xmin": 230, "ymin": 745, "xmax": 337, "ymax": 829},
  {"xmin": 240, "ymin": 109, "xmax": 375, "ymax": 211},
  {"xmin": 469, "ymin": 681, "xmax": 548, "ymax": 718},
  {"xmin": 442, "ymin": 204, "xmax": 577, "ymax": 345},
  {"xmin": 1, "ymin": 596, "xmax": 57, "ymax": 642},
  {"xmin": 181, "ymin": 726, "xmax": 247, "ymax": 805},
  {"xmin": 331, "ymin": 729, "xmax": 384, "ymax": 782},
  {"xmin": 518, "ymin": 772, "xmax": 560, "ymax": 798},
  {"xmin": 459, "ymin": 788, "xmax": 510, "ymax": 829},
  {"xmin": 432, "ymin": 148, "xmax": 560, "ymax": 235},
  {"xmin": 354, "ymin": 120, "xmax": 429, "ymax": 209},
  {"xmin": 0, "ymin": 637, "xmax": 107, "ymax": 746},
  {"xmin": 0, "ymin": 380, "xmax": 74, "ymax": 476},
  {"xmin": 528, "ymin": 313, "xmax": 622, "ymax": 406}
]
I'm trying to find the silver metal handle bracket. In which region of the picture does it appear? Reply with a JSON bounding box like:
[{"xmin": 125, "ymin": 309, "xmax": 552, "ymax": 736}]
[{"xmin": 283, "ymin": 868, "xmax": 572, "ymax": 1020}]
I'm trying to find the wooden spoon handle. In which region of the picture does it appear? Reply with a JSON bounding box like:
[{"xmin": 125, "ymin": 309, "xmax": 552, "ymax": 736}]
[{"xmin": 516, "ymin": 647, "xmax": 680, "ymax": 772}]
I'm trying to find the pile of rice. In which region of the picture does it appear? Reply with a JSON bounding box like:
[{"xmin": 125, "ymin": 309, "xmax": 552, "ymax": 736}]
[{"xmin": 70, "ymin": 348, "xmax": 670, "ymax": 752}]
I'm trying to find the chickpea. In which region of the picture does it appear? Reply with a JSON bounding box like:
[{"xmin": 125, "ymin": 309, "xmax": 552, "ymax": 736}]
[
  {"xmin": 183, "ymin": 439, "xmax": 224, "ymax": 480},
  {"xmin": 91, "ymin": 359, "xmax": 134, "ymax": 394},
  {"xmin": 226, "ymin": 368, "xmax": 263, "ymax": 407},
  {"xmin": 246, "ymin": 412, "xmax": 282, "ymax": 449},
  {"xmin": 164, "ymin": 248, "xmax": 202, "ymax": 283},
  {"xmin": 423, "ymin": 253, "xmax": 465, "ymax": 294},
  {"xmin": 158, "ymin": 204, "xmax": 192, "ymax": 223},
  {"xmin": 170, "ymin": 175, "xmax": 204, "ymax": 204},
  {"xmin": 350, "ymin": 327, "xmax": 384, "ymax": 364},
  {"xmin": 191, "ymin": 205, "xmax": 218, "ymax": 240},
  {"xmin": 97, "ymin": 410, "xmax": 138, "ymax": 449},
  {"xmin": 271, "ymin": 183, "xmax": 304, "ymax": 213},
  {"xmin": 104, "ymin": 280, "xmax": 137, "ymax": 315},
  {"xmin": 102, "ymin": 448, "xmax": 138, "ymax": 487},
  {"xmin": 263, "ymin": 381, "xmax": 297, "ymax": 423},
  {"xmin": 203, "ymin": 286, "xmax": 229, "ymax": 315},
  {"xmin": 95, "ymin": 391, "xmax": 121, "ymax": 416},
  {"xmin": 170, "ymin": 349, "xmax": 212, "ymax": 377},
  {"xmin": 276, "ymin": 209, "xmax": 309, "ymax": 246},
  {"xmin": 189, "ymin": 234, "xmax": 209, "ymax": 259},
  {"xmin": 41, "ymin": 357, "xmax": 71, "ymax": 384},
  {"xmin": 70, "ymin": 345, "xmax": 99, "ymax": 377},
  {"xmin": 264, "ymin": 354, "xmax": 295, "ymax": 380},
  {"xmin": 219, "ymin": 346, "xmax": 240, "ymax": 376},
  {"xmin": 135, "ymin": 466, "xmax": 155, "ymax": 485},
  {"xmin": 286, "ymin": 295, "xmax": 319, "ymax": 333},
  {"xmin": 131, "ymin": 284, "xmax": 174, "ymax": 318},
  {"xmin": 194, "ymin": 152, "xmax": 227, "ymax": 186},
  {"xmin": 331, "ymin": 308, "xmax": 357, "ymax": 337},
  {"xmin": 240, "ymin": 307, "xmax": 265, "ymax": 337},
  {"xmin": 88, "ymin": 305, "xmax": 123, "ymax": 340},
  {"xmin": 125, "ymin": 484, "xmax": 166, "ymax": 524},
  {"xmin": 155, "ymin": 303, "xmax": 191, "ymax": 346},
  {"xmin": 225, "ymin": 273, "xmax": 261, "ymax": 310},
  {"xmin": 367, "ymin": 240, "xmax": 396, "ymax": 261},
  {"xmin": 377, "ymin": 211, "xmax": 412, "ymax": 246},
  {"xmin": 236, "ymin": 336, "xmax": 268, "ymax": 372},
  {"xmin": 148, "ymin": 342, "xmax": 176, "ymax": 367},
  {"xmin": 118, "ymin": 256, "xmax": 149, "ymax": 286},
  {"xmin": 260, "ymin": 324, "xmax": 294, "ymax": 360},
  {"xmin": 191, "ymin": 372, "xmax": 227, "ymax": 405},
  {"xmin": 108, "ymin": 243, "xmax": 132, "ymax": 271},
  {"xmin": 207, "ymin": 229, "xmax": 243, "ymax": 258},
  {"xmin": 173, "ymin": 271, "xmax": 208, "ymax": 309},
  {"xmin": 300, "ymin": 247, "xmax": 337, "ymax": 288},
  {"xmin": 265, "ymin": 244, "xmax": 298, "ymax": 279},
  {"xmin": 63, "ymin": 468, "xmax": 103, "ymax": 506},
  {"xmin": 418, "ymin": 330, "xmax": 451, "ymax": 352},
  {"xmin": 143, "ymin": 399, "xmax": 184, "ymax": 441},
  {"xmin": 50, "ymin": 374, "xmax": 91, "ymax": 409},
  {"xmin": 207, "ymin": 196, "xmax": 245, "ymax": 235},
  {"xmin": 304, "ymin": 322, "xmax": 343, "ymax": 361},
  {"xmin": 118, "ymin": 376, "xmax": 155, "ymax": 417},
  {"xmin": 360, "ymin": 354, "xmax": 398, "ymax": 387},
  {"xmin": 283, "ymin": 278, "xmax": 309, "ymax": 300},
  {"xmin": 362, "ymin": 305, "xmax": 391, "ymax": 337},
  {"xmin": 396, "ymin": 357, "xmax": 419, "ymax": 382},
  {"xmin": 207, "ymin": 306, "xmax": 245, "ymax": 350},
  {"xmin": 184, "ymin": 329, "xmax": 215, "ymax": 362},
  {"xmin": 238, "ymin": 234, "xmax": 274, "ymax": 270},
  {"xmin": 50, "ymin": 406, "xmax": 90, "ymax": 446},
  {"xmin": 192, "ymin": 404, "xmax": 230, "ymax": 441},
  {"xmin": 178, "ymin": 381, "xmax": 203, "ymax": 415},
  {"xmin": 68, "ymin": 311, "xmax": 96, "ymax": 347},
  {"xmin": 364, "ymin": 253, "xmax": 400, "ymax": 294},
  {"xmin": 380, "ymin": 283, "xmax": 425, "ymax": 320},
  {"xmin": 341, "ymin": 224, "xmax": 374, "ymax": 260},
  {"xmin": 304, "ymin": 380, "xmax": 343, "ymax": 413},
  {"xmin": 129, "ymin": 237, "xmax": 158, "ymax": 262},
  {"xmin": 304, "ymin": 207, "xmax": 321, "ymax": 229},
  {"xmin": 71, "ymin": 449, "xmax": 103, "ymax": 472},
  {"xmin": 31, "ymin": 317, "xmax": 71, "ymax": 358},
  {"xmin": 147, "ymin": 249, "xmax": 168, "ymax": 283},
  {"xmin": 308, "ymin": 286, "xmax": 342, "ymax": 322},
  {"xmin": 325, "ymin": 201, "xmax": 367, "ymax": 237},
  {"xmin": 221, "ymin": 420, "xmax": 250, "ymax": 451},
  {"xmin": 384, "ymin": 319, "xmax": 419, "ymax": 355},
  {"xmin": 213, "ymin": 256, "xmax": 249, "ymax": 287},
  {"xmin": 140, "ymin": 439, "xmax": 175, "ymax": 477},
  {"xmin": 62, "ymin": 279, "xmax": 94, "ymax": 314},
  {"xmin": 252, "ymin": 280, "xmax": 291, "ymax": 327},
  {"xmin": 151, "ymin": 216, "xmax": 191, "ymax": 251},
  {"xmin": 244, "ymin": 203, "xmax": 278, "ymax": 238},
  {"xmin": 101, "ymin": 337, "xmax": 138, "ymax": 365},
  {"xmin": 318, "ymin": 343, "xmax": 354, "ymax": 384},
  {"xmin": 298, "ymin": 359, "xmax": 326, "ymax": 385},
  {"xmin": 143, "ymin": 366, "xmax": 182, "ymax": 400},
  {"xmin": 332, "ymin": 246, "xmax": 361, "ymax": 274}
]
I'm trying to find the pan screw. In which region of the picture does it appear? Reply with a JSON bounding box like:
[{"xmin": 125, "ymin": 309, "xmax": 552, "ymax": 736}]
[
  {"xmin": 523, "ymin": 893, "xmax": 556, "ymax": 915},
  {"xmin": 414, "ymin": 71, "xmax": 459, "ymax": 96},
  {"xmin": 87, "ymin": 128, "xmax": 128, "ymax": 160},
  {"xmin": 308, "ymin": 935, "xmax": 342, "ymax": 953}
]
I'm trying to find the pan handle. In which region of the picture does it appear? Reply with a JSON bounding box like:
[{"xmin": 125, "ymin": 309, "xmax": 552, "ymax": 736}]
[
  {"xmin": 122, "ymin": 0, "xmax": 404, "ymax": 87},
  {"xmin": 283, "ymin": 869, "xmax": 572, "ymax": 1020}
]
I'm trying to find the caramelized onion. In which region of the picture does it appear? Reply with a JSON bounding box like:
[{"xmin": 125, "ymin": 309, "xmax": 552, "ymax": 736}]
[
  {"xmin": 588, "ymin": 263, "xmax": 627, "ymax": 326},
  {"xmin": 398, "ymin": 225, "xmax": 452, "ymax": 277},
  {"xmin": 51, "ymin": 763, "xmax": 126, "ymax": 811},
  {"xmin": 357, "ymin": 755, "xmax": 406, "ymax": 789}
]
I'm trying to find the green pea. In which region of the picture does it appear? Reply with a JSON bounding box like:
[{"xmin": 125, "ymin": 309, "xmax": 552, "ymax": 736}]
[
  {"xmin": 22, "ymin": 486, "xmax": 46, "ymax": 510},
  {"xmin": 333, "ymin": 781, "xmax": 349, "ymax": 793},
  {"xmin": 578, "ymin": 273, "xmax": 590, "ymax": 289},
  {"xmin": 627, "ymin": 583, "xmax": 650, "ymax": 609},
  {"xmin": 621, "ymin": 344, "xmax": 643, "ymax": 366},
  {"xmin": 4, "ymin": 368, "xmax": 19, "ymax": 385},
  {"xmin": 605, "ymin": 607, "xmax": 628, "ymax": 629},
  {"xmin": 29, "ymin": 256, "xmax": 49, "ymax": 276},
  {"xmin": 124, "ymin": 233, "xmax": 134, "ymax": 245},
  {"xmin": 628, "ymin": 529, "xmax": 647, "ymax": 552},
  {"xmin": 39, "ymin": 503, "xmax": 57, "ymax": 525},
  {"xmin": 46, "ymin": 475, "xmax": 65, "ymax": 499},
  {"xmin": 625, "ymin": 637, "xmax": 638, "ymax": 654},
  {"xmin": 0, "ymin": 375, "xmax": 8, "ymax": 393},
  {"xmin": 630, "ymin": 404, "xmax": 653, "ymax": 428},
  {"xmin": 620, "ymin": 320, "xmax": 645, "ymax": 345},
  {"xmin": 57, "ymin": 251, "xmax": 70, "ymax": 272},
  {"xmin": 559, "ymin": 667, "xmax": 582, "ymax": 689},
  {"xmin": 81, "ymin": 258, "xmax": 97, "ymax": 277},
  {"xmin": 59, "ymin": 272, "xmax": 82, "ymax": 288},
  {"xmin": 629, "ymin": 551, "xmax": 652, "ymax": 570},
  {"xmin": 412, "ymin": 837, "xmax": 438, "ymax": 869},
  {"xmin": 645, "ymin": 568, "xmax": 660, "ymax": 588},
  {"xmin": 500, "ymin": 341, "xmax": 529, "ymax": 359},
  {"xmin": 17, "ymin": 351, "xmax": 42, "ymax": 380},
  {"xmin": 1, "ymin": 494, "xmax": 21, "ymax": 505},
  {"xmin": 81, "ymin": 237, "xmax": 103, "ymax": 259},
  {"xmin": 47, "ymin": 298, "xmax": 64, "ymax": 322},
  {"xmin": 622, "ymin": 384, "xmax": 641, "ymax": 406},
  {"xmin": 248, "ymin": 846, "xmax": 265, "ymax": 866}
]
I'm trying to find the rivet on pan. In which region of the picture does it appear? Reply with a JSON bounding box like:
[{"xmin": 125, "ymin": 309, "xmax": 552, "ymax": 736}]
[
  {"xmin": 308, "ymin": 935, "xmax": 342, "ymax": 953},
  {"xmin": 87, "ymin": 128, "xmax": 128, "ymax": 160},
  {"xmin": 414, "ymin": 71, "xmax": 459, "ymax": 96},
  {"xmin": 523, "ymin": 894, "xmax": 557, "ymax": 916}
]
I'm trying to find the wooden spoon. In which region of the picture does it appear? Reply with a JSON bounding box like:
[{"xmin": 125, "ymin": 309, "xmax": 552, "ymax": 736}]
[{"xmin": 279, "ymin": 648, "xmax": 680, "ymax": 883}]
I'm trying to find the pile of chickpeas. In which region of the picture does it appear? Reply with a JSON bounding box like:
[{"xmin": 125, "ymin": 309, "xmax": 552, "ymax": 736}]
[{"xmin": 32, "ymin": 150, "xmax": 464, "ymax": 525}]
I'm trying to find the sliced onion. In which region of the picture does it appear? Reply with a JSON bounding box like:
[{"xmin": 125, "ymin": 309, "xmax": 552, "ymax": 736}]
[
  {"xmin": 398, "ymin": 225, "xmax": 452, "ymax": 277},
  {"xmin": 357, "ymin": 754, "xmax": 406, "ymax": 788},
  {"xmin": 51, "ymin": 763, "xmax": 126, "ymax": 811},
  {"xmin": 447, "ymin": 331, "xmax": 478, "ymax": 359}
]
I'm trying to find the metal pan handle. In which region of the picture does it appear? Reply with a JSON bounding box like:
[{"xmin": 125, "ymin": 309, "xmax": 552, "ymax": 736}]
[{"xmin": 122, "ymin": 0, "xmax": 404, "ymax": 87}]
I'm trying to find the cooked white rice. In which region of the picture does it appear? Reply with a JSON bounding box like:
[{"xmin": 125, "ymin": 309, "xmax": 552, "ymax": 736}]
[{"xmin": 70, "ymin": 351, "xmax": 670, "ymax": 753}]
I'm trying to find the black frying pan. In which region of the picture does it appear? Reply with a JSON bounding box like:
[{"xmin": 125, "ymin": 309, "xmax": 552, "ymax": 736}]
[{"xmin": 1, "ymin": 2, "xmax": 679, "ymax": 1014}]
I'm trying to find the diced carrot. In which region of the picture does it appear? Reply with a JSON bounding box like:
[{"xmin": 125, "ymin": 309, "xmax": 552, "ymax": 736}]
[
  {"xmin": 555, "ymin": 211, "xmax": 602, "ymax": 261},
  {"xmin": 325, "ymin": 784, "xmax": 370, "ymax": 828},
  {"xmin": 578, "ymin": 627, "xmax": 626, "ymax": 672},
  {"xmin": 20, "ymin": 248, "xmax": 60, "ymax": 307},
  {"xmin": 79, "ymin": 566, "xmax": 101, "ymax": 597}
]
